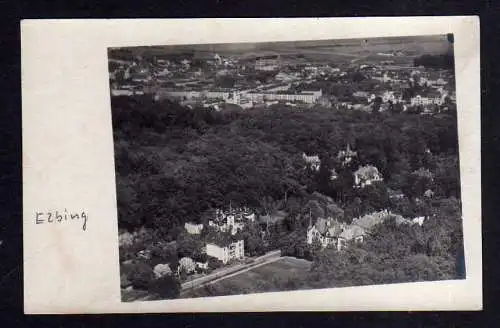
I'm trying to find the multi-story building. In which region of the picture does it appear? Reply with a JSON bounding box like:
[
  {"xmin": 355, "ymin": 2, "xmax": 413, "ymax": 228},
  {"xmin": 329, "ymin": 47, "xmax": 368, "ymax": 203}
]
[
  {"xmin": 244, "ymin": 90, "xmax": 323, "ymax": 104},
  {"xmin": 410, "ymin": 93, "xmax": 444, "ymax": 106},
  {"xmin": 206, "ymin": 239, "xmax": 245, "ymax": 264}
]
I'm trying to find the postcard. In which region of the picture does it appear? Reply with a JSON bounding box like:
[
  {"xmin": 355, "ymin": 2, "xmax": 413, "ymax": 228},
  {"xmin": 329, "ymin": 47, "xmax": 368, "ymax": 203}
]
[{"xmin": 22, "ymin": 17, "xmax": 481, "ymax": 313}]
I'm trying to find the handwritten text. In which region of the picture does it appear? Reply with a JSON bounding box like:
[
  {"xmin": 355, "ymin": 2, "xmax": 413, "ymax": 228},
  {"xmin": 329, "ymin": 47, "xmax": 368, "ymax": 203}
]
[{"xmin": 35, "ymin": 209, "xmax": 88, "ymax": 231}]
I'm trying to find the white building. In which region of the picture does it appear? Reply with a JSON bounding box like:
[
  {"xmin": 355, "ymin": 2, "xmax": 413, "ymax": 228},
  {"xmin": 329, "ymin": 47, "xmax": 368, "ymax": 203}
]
[
  {"xmin": 255, "ymin": 55, "xmax": 280, "ymax": 71},
  {"xmin": 307, "ymin": 209, "xmax": 398, "ymax": 252},
  {"xmin": 410, "ymin": 94, "xmax": 444, "ymax": 106},
  {"xmin": 244, "ymin": 90, "xmax": 323, "ymax": 104},
  {"xmin": 302, "ymin": 153, "xmax": 321, "ymax": 171},
  {"xmin": 184, "ymin": 222, "xmax": 204, "ymax": 235},
  {"xmin": 195, "ymin": 261, "xmax": 209, "ymax": 270},
  {"xmin": 337, "ymin": 144, "xmax": 357, "ymax": 167},
  {"xmin": 178, "ymin": 257, "xmax": 196, "ymax": 274},
  {"xmin": 381, "ymin": 91, "xmax": 403, "ymax": 103},
  {"xmin": 226, "ymin": 91, "xmax": 254, "ymax": 109},
  {"xmin": 206, "ymin": 240, "xmax": 244, "ymax": 264},
  {"xmin": 354, "ymin": 165, "xmax": 383, "ymax": 188}
]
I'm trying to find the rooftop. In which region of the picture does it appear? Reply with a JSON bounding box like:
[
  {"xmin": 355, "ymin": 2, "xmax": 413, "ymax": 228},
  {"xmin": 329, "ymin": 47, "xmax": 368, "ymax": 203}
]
[
  {"xmin": 205, "ymin": 231, "xmax": 240, "ymax": 247},
  {"xmin": 355, "ymin": 165, "xmax": 381, "ymax": 178},
  {"xmin": 351, "ymin": 210, "xmax": 401, "ymax": 231}
]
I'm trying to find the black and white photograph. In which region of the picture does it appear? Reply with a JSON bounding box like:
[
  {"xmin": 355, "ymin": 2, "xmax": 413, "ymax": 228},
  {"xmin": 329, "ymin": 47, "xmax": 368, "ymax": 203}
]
[
  {"xmin": 19, "ymin": 17, "xmax": 481, "ymax": 313},
  {"xmin": 108, "ymin": 34, "xmax": 464, "ymax": 303}
]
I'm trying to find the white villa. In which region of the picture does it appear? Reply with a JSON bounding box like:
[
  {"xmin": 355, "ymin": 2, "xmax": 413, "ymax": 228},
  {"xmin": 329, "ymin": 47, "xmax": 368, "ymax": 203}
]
[
  {"xmin": 354, "ymin": 165, "xmax": 383, "ymax": 188},
  {"xmin": 206, "ymin": 239, "xmax": 245, "ymax": 264}
]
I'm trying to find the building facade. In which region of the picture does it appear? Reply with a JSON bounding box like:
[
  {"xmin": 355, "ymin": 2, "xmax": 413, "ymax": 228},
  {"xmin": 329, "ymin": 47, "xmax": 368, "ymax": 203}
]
[
  {"xmin": 208, "ymin": 208, "xmax": 255, "ymax": 235},
  {"xmin": 184, "ymin": 222, "xmax": 204, "ymax": 235},
  {"xmin": 206, "ymin": 240, "xmax": 245, "ymax": 264},
  {"xmin": 410, "ymin": 94, "xmax": 444, "ymax": 106}
]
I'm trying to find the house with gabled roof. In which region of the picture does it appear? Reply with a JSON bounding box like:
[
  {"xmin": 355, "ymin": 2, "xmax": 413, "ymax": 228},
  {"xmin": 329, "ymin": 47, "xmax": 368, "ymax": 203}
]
[
  {"xmin": 205, "ymin": 231, "xmax": 244, "ymax": 264},
  {"xmin": 354, "ymin": 165, "xmax": 383, "ymax": 188},
  {"xmin": 306, "ymin": 217, "xmax": 346, "ymax": 249},
  {"xmin": 302, "ymin": 153, "xmax": 321, "ymax": 171}
]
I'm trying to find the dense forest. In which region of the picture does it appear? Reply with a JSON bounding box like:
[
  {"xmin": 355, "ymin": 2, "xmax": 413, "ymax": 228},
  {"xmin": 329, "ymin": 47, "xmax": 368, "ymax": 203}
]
[
  {"xmin": 414, "ymin": 54, "xmax": 455, "ymax": 70},
  {"xmin": 113, "ymin": 95, "xmax": 463, "ymax": 298}
]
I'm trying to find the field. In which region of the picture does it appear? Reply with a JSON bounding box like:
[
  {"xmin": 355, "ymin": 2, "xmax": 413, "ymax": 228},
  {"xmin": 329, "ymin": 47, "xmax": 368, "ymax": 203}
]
[
  {"xmin": 188, "ymin": 257, "xmax": 313, "ymax": 297},
  {"xmin": 109, "ymin": 35, "xmax": 450, "ymax": 62}
]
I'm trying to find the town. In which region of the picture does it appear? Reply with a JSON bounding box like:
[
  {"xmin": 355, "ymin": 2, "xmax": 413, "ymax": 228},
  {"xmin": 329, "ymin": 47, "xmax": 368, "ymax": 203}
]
[
  {"xmin": 111, "ymin": 36, "xmax": 463, "ymax": 301},
  {"xmin": 109, "ymin": 43, "xmax": 456, "ymax": 116}
]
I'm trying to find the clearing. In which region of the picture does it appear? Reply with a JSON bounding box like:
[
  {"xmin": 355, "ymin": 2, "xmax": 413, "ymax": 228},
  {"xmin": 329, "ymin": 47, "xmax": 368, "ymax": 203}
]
[{"xmin": 186, "ymin": 256, "xmax": 312, "ymax": 297}]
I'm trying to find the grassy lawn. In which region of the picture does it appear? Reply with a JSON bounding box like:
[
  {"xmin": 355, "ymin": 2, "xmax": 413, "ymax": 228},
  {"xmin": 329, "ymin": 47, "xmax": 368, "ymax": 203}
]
[
  {"xmin": 121, "ymin": 288, "xmax": 154, "ymax": 302},
  {"xmin": 197, "ymin": 257, "xmax": 312, "ymax": 296}
]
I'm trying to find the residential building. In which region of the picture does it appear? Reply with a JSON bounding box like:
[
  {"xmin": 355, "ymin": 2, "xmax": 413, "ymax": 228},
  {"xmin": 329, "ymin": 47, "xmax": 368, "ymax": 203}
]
[
  {"xmin": 302, "ymin": 153, "xmax": 321, "ymax": 171},
  {"xmin": 410, "ymin": 93, "xmax": 444, "ymax": 106},
  {"xmin": 353, "ymin": 91, "xmax": 369, "ymax": 98},
  {"xmin": 411, "ymin": 216, "xmax": 426, "ymax": 226},
  {"xmin": 208, "ymin": 207, "xmax": 255, "ymax": 235},
  {"xmin": 306, "ymin": 217, "xmax": 346, "ymax": 249},
  {"xmin": 337, "ymin": 144, "xmax": 357, "ymax": 167},
  {"xmin": 195, "ymin": 261, "xmax": 209, "ymax": 270},
  {"xmin": 153, "ymin": 263, "xmax": 172, "ymax": 278},
  {"xmin": 244, "ymin": 90, "xmax": 323, "ymax": 104},
  {"xmin": 381, "ymin": 91, "xmax": 403, "ymax": 103},
  {"xmin": 255, "ymin": 55, "xmax": 280, "ymax": 71},
  {"xmin": 178, "ymin": 257, "xmax": 196, "ymax": 274},
  {"xmin": 424, "ymin": 189, "xmax": 435, "ymax": 198},
  {"xmin": 111, "ymin": 89, "xmax": 145, "ymax": 97},
  {"xmin": 336, "ymin": 210, "xmax": 401, "ymax": 250},
  {"xmin": 226, "ymin": 91, "xmax": 254, "ymax": 109},
  {"xmin": 354, "ymin": 165, "xmax": 383, "ymax": 188},
  {"xmin": 206, "ymin": 239, "xmax": 244, "ymax": 264},
  {"xmin": 338, "ymin": 225, "xmax": 366, "ymax": 249},
  {"xmin": 330, "ymin": 168, "xmax": 339, "ymax": 181},
  {"xmin": 184, "ymin": 222, "xmax": 204, "ymax": 235},
  {"xmin": 351, "ymin": 209, "xmax": 395, "ymax": 231}
]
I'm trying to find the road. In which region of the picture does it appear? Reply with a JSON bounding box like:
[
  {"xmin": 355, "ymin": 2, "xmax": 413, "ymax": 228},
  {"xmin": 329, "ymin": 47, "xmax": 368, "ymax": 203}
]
[
  {"xmin": 197, "ymin": 256, "xmax": 281, "ymax": 287},
  {"xmin": 180, "ymin": 250, "xmax": 281, "ymax": 293}
]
